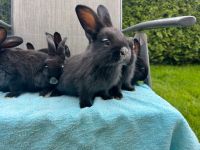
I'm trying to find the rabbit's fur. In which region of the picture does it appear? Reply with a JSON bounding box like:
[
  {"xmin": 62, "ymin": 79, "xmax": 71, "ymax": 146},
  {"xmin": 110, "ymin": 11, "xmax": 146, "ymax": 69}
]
[
  {"xmin": 108, "ymin": 39, "xmax": 138, "ymax": 99},
  {"xmin": 121, "ymin": 39, "xmax": 139, "ymax": 91},
  {"xmin": 26, "ymin": 32, "xmax": 70, "ymax": 57},
  {"xmin": 0, "ymin": 27, "xmax": 66, "ymax": 97},
  {"xmin": 26, "ymin": 42, "xmax": 35, "ymax": 50},
  {"xmin": 55, "ymin": 5, "xmax": 132, "ymax": 108},
  {"xmin": 132, "ymin": 57, "xmax": 148, "ymax": 85},
  {"xmin": 131, "ymin": 41, "xmax": 148, "ymax": 85},
  {"xmin": 94, "ymin": 6, "xmax": 137, "ymax": 100},
  {"xmin": 121, "ymin": 38, "xmax": 148, "ymax": 87}
]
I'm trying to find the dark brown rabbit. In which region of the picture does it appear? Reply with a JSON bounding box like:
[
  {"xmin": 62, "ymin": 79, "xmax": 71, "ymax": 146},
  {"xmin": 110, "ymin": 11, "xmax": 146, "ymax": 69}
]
[
  {"xmin": 54, "ymin": 5, "xmax": 132, "ymax": 108},
  {"xmin": 26, "ymin": 32, "xmax": 70, "ymax": 57},
  {"xmin": 0, "ymin": 27, "xmax": 66, "ymax": 97}
]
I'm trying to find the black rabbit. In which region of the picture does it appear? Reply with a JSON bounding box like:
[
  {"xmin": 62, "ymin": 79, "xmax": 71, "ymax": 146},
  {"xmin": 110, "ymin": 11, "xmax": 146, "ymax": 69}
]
[
  {"xmin": 121, "ymin": 39, "xmax": 139, "ymax": 90},
  {"xmin": 54, "ymin": 5, "xmax": 132, "ymax": 108},
  {"xmin": 131, "ymin": 39, "xmax": 148, "ymax": 85},
  {"xmin": 121, "ymin": 38, "xmax": 148, "ymax": 87},
  {"xmin": 96, "ymin": 5, "xmax": 137, "ymax": 100},
  {"xmin": 107, "ymin": 39, "xmax": 138, "ymax": 99},
  {"xmin": 132, "ymin": 57, "xmax": 148, "ymax": 85},
  {"xmin": 97, "ymin": 6, "xmax": 145, "ymax": 91},
  {"xmin": 26, "ymin": 32, "xmax": 70, "ymax": 57},
  {"xmin": 0, "ymin": 27, "xmax": 67, "ymax": 97}
]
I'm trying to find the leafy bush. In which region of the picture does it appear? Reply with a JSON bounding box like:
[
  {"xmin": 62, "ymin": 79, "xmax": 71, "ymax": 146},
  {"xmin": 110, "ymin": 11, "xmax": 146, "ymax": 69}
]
[
  {"xmin": 0, "ymin": 0, "xmax": 11, "ymax": 24},
  {"xmin": 123, "ymin": 0, "xmax": 200, "ymax": 64}
]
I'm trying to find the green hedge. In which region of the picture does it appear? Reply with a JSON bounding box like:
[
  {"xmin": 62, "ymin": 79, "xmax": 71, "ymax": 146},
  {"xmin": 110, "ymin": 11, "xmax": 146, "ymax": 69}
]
[
  {"xmin": 123, "ymin": 0, "xmax": 200, "ymax": 64},
  {"xmin": 0, "ymin": 0, "xmax": 11, "ymax": 24}
]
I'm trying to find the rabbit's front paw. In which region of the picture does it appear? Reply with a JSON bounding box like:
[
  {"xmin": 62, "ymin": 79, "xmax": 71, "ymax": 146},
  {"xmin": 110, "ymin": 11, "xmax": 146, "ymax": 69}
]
[
  {"xmin": 109, "ymin": 86, "xmax": 123, "ymax": 100},
  {"xmin": 39, "ymin": 89, "xmax": 51, "ymax": 97},
  {"xmin": 79, "ymin": 94, "xmax": 94, "ymax": 108},
  {"xmin": 5, "ymin": 92, "xmax": 21, "ymax": 98},
  {"xmin": 80, "ymin": 100, "xmax": 93, "ymax": 108},
  {"xmin": 101, "ymin": 94, "xmax": 113, "ymax": 100},
  {"xmin": 113, "ymin": 91, "xmax": 123, "ymax": 100},
  {"xmin": 79, "ymin": 89, "xmax": 94, "ymax": 108},
  {"xmin": 50, "ymin": 90, "xmax": 62, "ymax": 97},
  {"xmin": 99, "ymin": 91, "xmax": 113, "ymax": 100},
  {"xmin": 122, "ymin": 84, "xmax": 135, "ymax": 91}
]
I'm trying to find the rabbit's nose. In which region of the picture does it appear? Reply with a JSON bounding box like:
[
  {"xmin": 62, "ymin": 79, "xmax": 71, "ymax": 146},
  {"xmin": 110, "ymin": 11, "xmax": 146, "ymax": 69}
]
[{"xmin": 120, "ymin": 47, "xmax": 129, "ymax": 56}]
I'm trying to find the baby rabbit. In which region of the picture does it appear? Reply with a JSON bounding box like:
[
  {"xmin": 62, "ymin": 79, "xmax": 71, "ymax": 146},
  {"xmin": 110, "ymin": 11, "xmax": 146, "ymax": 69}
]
[
  {"xmin": 121, "ymin": 39, "xmax": 138, "ymax": 91},
  {"xmin": 0, "ymin": 27, "xmax": 66, "ymax": 97},
  {"xmin": 96, "ymin": 5, "xmax": 137, "ymax": 99},
  {"xmin": 55, "ymin": 5, "xmax": 132, "ymax": 108},
  {"xmin": 108, "ymin": 39, "xmax": 138, "ymax": 99},
  {"xmin": 26, "ymin": 32, "xmax": 70, "ymax": 57},
  {"xmin": 132, "ymin": 57, "xmax": 148, "ymax": 85},
  {"xmin": 131, "ymin": 40, "xmax": 148, "ymax": 85}
]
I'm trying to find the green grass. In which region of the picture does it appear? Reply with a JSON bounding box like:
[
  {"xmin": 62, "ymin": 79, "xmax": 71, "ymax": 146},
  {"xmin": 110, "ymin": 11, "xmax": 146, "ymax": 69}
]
[{"xmin": 151, "ymin": 65, "xmax": 200, "ymax": 140}]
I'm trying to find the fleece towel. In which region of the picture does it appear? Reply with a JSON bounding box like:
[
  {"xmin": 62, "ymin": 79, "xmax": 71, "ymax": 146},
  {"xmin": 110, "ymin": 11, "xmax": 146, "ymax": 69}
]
[{"xmin": 0, "ymin": 84, "xmax": 199, "ymax": 150}]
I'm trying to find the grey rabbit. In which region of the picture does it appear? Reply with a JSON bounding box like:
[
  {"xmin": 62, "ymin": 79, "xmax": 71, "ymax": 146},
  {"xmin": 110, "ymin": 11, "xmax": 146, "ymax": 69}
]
[
  {"xmin": 26, "ymin": 32, "xmax": 71, "ymax": 57},
  {"xmin": 0, "ymin": 27, "xmax": 66, "ymax": 97},
  {"xmin": 54, "ymin": 5, "xmax": 132, "ymax": 108}
]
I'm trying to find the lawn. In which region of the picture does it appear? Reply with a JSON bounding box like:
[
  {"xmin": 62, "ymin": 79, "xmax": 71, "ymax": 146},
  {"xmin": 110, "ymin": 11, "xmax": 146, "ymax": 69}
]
[{"xmin": 151, "ymin": 65, "xmax": 200, "ymax": 140}]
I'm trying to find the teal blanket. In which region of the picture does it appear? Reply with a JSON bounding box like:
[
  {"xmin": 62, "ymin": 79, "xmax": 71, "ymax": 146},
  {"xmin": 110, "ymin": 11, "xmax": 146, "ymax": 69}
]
[{"xmin": 0, "ymin": 84, "xmax": 199, "ymax": 150}]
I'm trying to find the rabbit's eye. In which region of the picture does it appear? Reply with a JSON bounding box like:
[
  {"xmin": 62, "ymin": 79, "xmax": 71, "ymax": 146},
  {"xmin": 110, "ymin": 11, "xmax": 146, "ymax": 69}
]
[
  {"xmin": 102, "ymin": 38, "xmax": 111, "ymax": 47},
  {"xmin": 61, "ymin": 65, "xmax": 64, "ymax": 68}
]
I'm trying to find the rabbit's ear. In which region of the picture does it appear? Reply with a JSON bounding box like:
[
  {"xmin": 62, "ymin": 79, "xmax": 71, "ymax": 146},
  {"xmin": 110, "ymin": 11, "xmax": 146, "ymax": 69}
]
[
  {"xmin": 85, "ymin": 31, "xmax": 93, "ymax": 43},
  {"xmin": 26, "ymin": 42, "xmax": 35, "ymax": 50},
  {"xmin": 133, "ymin": 39, "xmax": 140, "ymax": 56},
  {"xmin": 54, "ymin": 32, "xmax": 62, "ymax": 48},
  {"xmin": 46, "ymin": 32, "xmax": 56, "ymax": 56},
  {"xmin": 76, "ymin": 5, "xmax": 104, "ymax": 39},
  {"xmin": 1, "ymin": 36, "xmax": 23, "ymax": 48},
  {"xmin": 64, "ymin": 45, "xmax": 71, "ymax": 57},
  {"xmin": 97, "ymin": 5, "xmax": 113, "ymax": 27},
  {"xmin": 0, "ymin": 27, "xmax": 7, "ymax": 45},
  {"xmin": 57, "ymin": 37, "xmax": 67, "ymax": 59}
]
